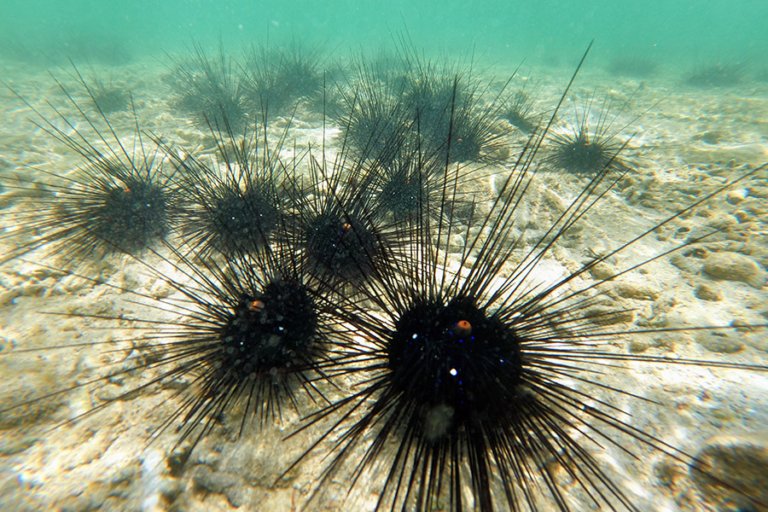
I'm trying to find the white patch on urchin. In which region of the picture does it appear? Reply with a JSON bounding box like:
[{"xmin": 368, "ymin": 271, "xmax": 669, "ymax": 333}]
[{"xmin": 423, "ymin": 404, "xmax": 455, "ymax": 442}]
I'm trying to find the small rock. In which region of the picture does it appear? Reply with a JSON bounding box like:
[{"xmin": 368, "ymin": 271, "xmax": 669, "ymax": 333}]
[
  {"xmin": 629, "ymin": 334, "xmax": 677, "ymax": 353},
  {"xmin": 695, "ymin": 332, "xmax": 744, "ymax": 354},
  {"xmin": 670, "ymin": 254, "xmax": 701, "ymax": 274},
  {"xmin": 696, "ymin": 130, "xmax": 724, "ymax": 144},
  {"xmin": 725, "ymin": 189, "xmax": 748, "ymax": 205},
  {"xmin": 703, "ymin": 251, "xmax": 766, "ymax": 288},
  {"xmin": 613, "ymin": 281, "xmax": 660, "ymax": 301},
  {"xmin": 655, "ymin": 460, "xmax": 686, "ymax": 489},
  {"xmin": 486, "ymin": 142, "xmax": 510, "ymax": 160},
  {"xmin": 694, "ymin": 283, "xmax": 723, "ymax": 302},
  {"xmin": 748, "ymin": 185, "xmax": 768, "ymax": 199},
  {"xmin": 193, "ymin": 466, "xmax": 246, "ymax": 508},
  {"xmin": 167, "ymin": 447, "xmax": 193, "ymax": 477},
  {"xmin": 0, "ymin": 290, "xmax": 22, "ymax": 307},
  {"xmin": 0, "ymin": 336, "xmax": 16, "ymax": 352},
  {"xmin": 629, "ymin": 339, "xmax": 649, "ymax": 353},
  {"xmin": 691, "ymin": 433, "xmax": 768, "ymax": 510},
  {"xmin": 733, "ymin": 210, "xmax": 751, "ymax": 223},
  {"xmin": 589, "ymin": 262, "xmax": 618, "ymax": 281},
  {"xmin": 584, "ymin": 306, "xmax": 634, "ymax": 325}
]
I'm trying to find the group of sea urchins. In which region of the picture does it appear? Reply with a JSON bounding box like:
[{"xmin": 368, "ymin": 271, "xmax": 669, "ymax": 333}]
[{"xmin": 1, "ymin": 42, "xmax": 766, "ymax": 511}]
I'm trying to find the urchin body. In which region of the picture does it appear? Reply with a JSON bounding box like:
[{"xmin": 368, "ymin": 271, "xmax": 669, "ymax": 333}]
[
  {"xmin": 303, "ymin": 212, "xmax": 379, "ymax": 283},
  {"xmin": 388, "ymin": 296, "xmax": 524, "ymax": 433},
  {"xmin": 376, "ymin": 168, "xmax": 424, "ymax": 219},
  {"xmin": 550, "ymin": 130, "xmax": 617, "ymax": 173},
  {"xmin": 188, "ymin": 184, "xmax": 280, "ymax": 256},
  {"xmin": 86, "ymin": 172, "xmax": 171, "ymax": 253},
  {"xmin": 172, "ymin": 44, "xmax": 248, "ymax": 132},
  {"xmin": 219, "ymin": 279, "xmax": 319, "ymax": 380},
  {"xmin": 3, "ymin": 75, "xmax": 179, "ymax": 265}
]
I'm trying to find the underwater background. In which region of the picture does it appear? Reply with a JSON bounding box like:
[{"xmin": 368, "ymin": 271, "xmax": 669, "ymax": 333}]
[
  {"xmin": 0, "ymin": 1, "xmax": 767, "ymax": 512},
  {"xmin": 2, "ymin": 0, "xmax": 768, "ymax": 66}
]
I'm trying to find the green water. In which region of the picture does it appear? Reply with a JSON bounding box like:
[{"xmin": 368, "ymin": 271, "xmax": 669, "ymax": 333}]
[{"xmin": 2, "ymin": 0, "xmax": 767, "ymax": 68}]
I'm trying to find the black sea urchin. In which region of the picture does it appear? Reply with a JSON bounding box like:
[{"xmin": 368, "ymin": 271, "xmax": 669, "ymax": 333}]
[
  {"xmin": 684, "ymin": 62, "xmax": 746, "ymax": 88},
  {"xmin": 363, "ymin": 141, "xmax": 479, "ymax": 228},
  {"xmin": 546, "ymin": 95, "xmax": 632, "ymax": 174},
  {"xmin": 366, "ymin": 150, "xmax": 442, "ymax": 221},
  {"xmin": 0, "ymin": 228, "xmax": 348, "ymax": 461},
  {"xmin": 290, "ymin": 143, "xmax": 404, "ymax": 286},
  {"xmin": 503, "ymin": 88, "xmax": 539, "ymax": 134},
  {"xmin": 147, "ymin": 244, "xmax": 343, "ymax": 449},
  {"xmin": 607, "ymin": 55, "xmax": 660, "ymax": 79},
  {"xmin": 242, "ymin": 43, "xmax": 325, "ymax": 119},
  {"xmin": 77, "ymin": 68, "xmax": 130, "ymax": 114},
  {"xmin": 159, "ymin": 118, "xmax": 287, "ymax": 258},
  {"xmin": 337, "ymin": 60, "xmax": 413, "ymax": 167},
  {"xmin": 170, "ymin": 43, "xmax": 248, "ymax": 132},
  {"xmin": 2, "ymin": 82, "xmax": 179, "ymax": 266},
  {"xmin": 282, "ymin": 45, "xmax": 768, "ymax": 512},
  {"xmin": 340, "ymin": 51, "xmax": 510, "ymax": 166},
  {"xmin": 399, "ymin": 58, "xmax": 510, "ymax": 164}
]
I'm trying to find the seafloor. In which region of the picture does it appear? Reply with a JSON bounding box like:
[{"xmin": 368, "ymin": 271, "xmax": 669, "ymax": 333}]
[{"xmin": 0, "ymin": 51, "xmax": 766, "ymax": 511}]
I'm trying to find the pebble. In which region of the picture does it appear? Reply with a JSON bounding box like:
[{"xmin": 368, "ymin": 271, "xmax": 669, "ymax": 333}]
[
  {"xmin": 0, "ymin": 290, "xmax": 21, "ymax": 307},
  {"xmin": 748, "ymin": 185, "xmax": 768, "ymax": 199},
  {"xmin": 588, "ymin": 262, "xmax": 618, "ymax": 281},
  {"xmin": 0, "ymin": 358, "xmax": 67, "ymax": 429},
  {"xmin": 613, "ymin": 281, "xmax": 660, "ymax": 301},
  {"xmin": 193, "ymin": 466, "xmax": 247, "ymax": 508},
  {"xmin": 694, "ymin": 283, "xmax": 723, "ymax": 301},
  {"xmin": 628, "ymin": 336, "xmax": 676, "ymax": 353},
  {"xmin": 628, "ymin": 339, "xmax": 649, "ymax": 353},
  {"xmin": 725, "ymin": 188, "xmax": 749, "ymax": 204},
  {"xmin": 691, "ymin": 433, "xmax": 768, "ymax": 509},
  {"xmin": 694, "ymin": 130, "xmax": 724, "ymax": 144},
  {"xmin": 670, "ymin": 254, "xmax": 702, "ymax": 274},
  {"xmin": 695, "ymin": 332, "xmax": 744, "ymax": 354},
  {"xmin": 584, "ymin": 305, "xmax": 634, "ymax": 325},
  {"xmin": 703, "ymin": 251, "xmax": 766, "ymax": 288}
]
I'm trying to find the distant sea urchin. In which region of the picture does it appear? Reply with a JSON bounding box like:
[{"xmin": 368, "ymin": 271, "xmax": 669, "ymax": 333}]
[
  {"xmin": 160, "ymin": 119, "xmax": 287, "ymax": 258},
  {"xmin": 546, "ymin": 95, "xmax": 633, "ymax": 175},
  {"xmin": 290, "ymin": 144, "xmax": 405, "ymax": 286},
  {"xmin": 170, "ymin": 43, "xmax": 249, "ymax": 132}
]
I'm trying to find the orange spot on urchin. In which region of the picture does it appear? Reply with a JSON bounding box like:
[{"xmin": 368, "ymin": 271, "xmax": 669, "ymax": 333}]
[
  {"xmin": 248, "ymin": 299, "xmax": 265, "ymax": 312},
  {"xmin": 454, "ymin": 320, "xmax": 472, "ymax": 337}
]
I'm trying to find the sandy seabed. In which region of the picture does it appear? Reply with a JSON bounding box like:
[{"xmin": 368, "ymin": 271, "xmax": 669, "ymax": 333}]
[{"xmin": 0, "ymin": 53, "xmax": 766, "ymax": 511}]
